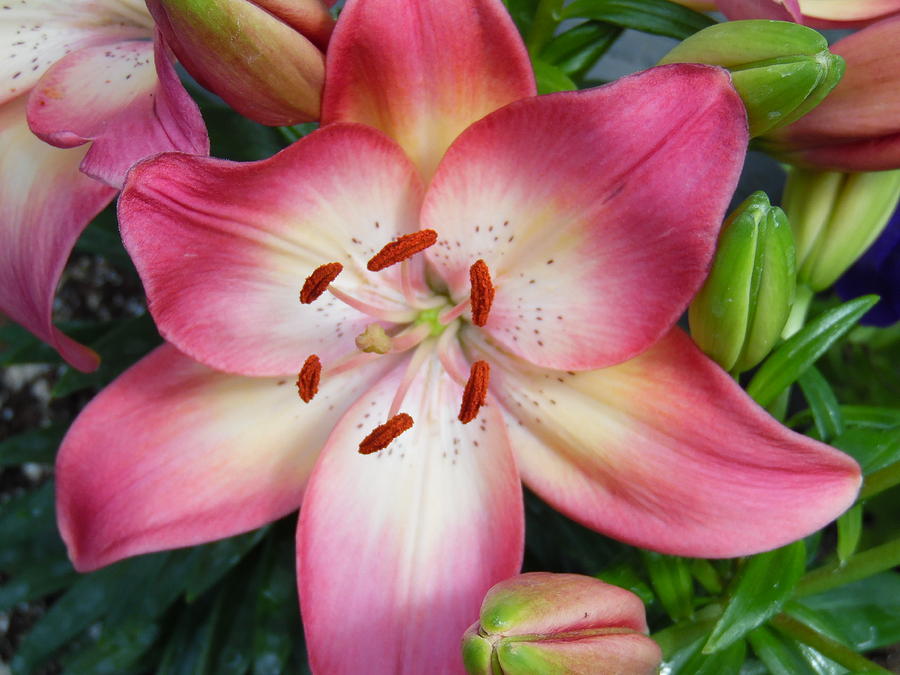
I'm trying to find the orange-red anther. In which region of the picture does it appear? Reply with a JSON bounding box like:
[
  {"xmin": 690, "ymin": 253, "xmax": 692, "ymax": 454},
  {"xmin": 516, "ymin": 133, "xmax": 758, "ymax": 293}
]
[
  {"xmin": 358, "ymin": 413, "xmax": 414, "ymax": 454},
  {"xmin": 458, "ymin": 360, "xmax": 490, "ymax": 424},
  {"xmin": 469, "ymin": 260, "xmax": 495, "ymax": 327},
  {"xmin": 300, "ymin": 262, "xmax": 343, "ymax": 304},
  {"xmin": 367, "ymin": 229, "xmax": 438, "ymax": 272},
  {"xmin": 296, "ymin": 354, "xmax": 322, "ymax": 403}
]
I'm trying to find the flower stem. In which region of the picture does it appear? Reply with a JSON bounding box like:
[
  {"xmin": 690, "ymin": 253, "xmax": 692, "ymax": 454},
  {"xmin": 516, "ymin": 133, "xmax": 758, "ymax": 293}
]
[
  {"xmin": 795, "ymin": 537, "xmax": 900, "ymax": 598},
  {"xmin": 526, "ymin": 0, "xmax": 564, "ymax": 56},
  {"xmin": 860, "ymin": 460, "xmax": 900, "ymax": 500},
  {"xmin": 770, "ymin": 613, "xmax": 892, "ymax": 674}
]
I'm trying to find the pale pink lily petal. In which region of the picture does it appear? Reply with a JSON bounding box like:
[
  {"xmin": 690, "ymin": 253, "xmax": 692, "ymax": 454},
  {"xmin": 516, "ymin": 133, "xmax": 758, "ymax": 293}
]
[
  {"xmin": 715, "ymin": 0, "xmax": 800, "ymax": 21},
  {"xmin": 119, "ymin": 123, "xmax": 426, "ymax": 377},
  {"xmin": 27, "ymin": 37, "xmax": 208, "ymax": 188},
  {"xmin": 0, "ymin": 96, "xmax": 115, "ymax": 372},
  {"xmin": 297, "ymin": 355, "xmax": 523, "ymax": 675},
  {"xmin": 424, "ymin": 65, "xmax": 747, "ymax": 372},
  {"xmin": 466, "ymin": 328, "xmax": 861, "ymax": 558},
  {"xmin": 322, "ymin": 0, "xmax": 536, "ymax": 179},
  {"xmin": 716, "ymin": 0, "xmax": 900, "ymax": 27},
  {"xmin": 57, "ymin": 343, "xmax": 401, "ymax": 572},
  {"xmin": 762, "ymin": 16, "xmax": 900, "ymax": 171},
  {"xmin": 0, "ymin": 0, "xmax": 153, "ymax": 106}
]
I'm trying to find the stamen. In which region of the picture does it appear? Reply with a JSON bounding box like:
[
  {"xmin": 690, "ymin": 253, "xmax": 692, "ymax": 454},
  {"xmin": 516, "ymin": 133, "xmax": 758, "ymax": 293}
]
[
  {"xmin": 469, "ymin": 260, "xmax": 495, "ymax": 327},
  {"xmin": 300, "ymin": 262, "xmax": 343, "ymax": 304},
  {"xmin": 328, "ymin": 286, "xmax": 417, "ymax": 323},
  {"xmin": 359, "ymin": 413, "xmax": 414, "ymax": 455},
  {"xmin": 367, "ymin": 229, "xmax": 438, "ymax": 271},
  {"xmin": 387, "ymin": 339, "xmax": 434, "ymax": 419},
  {"xmin": 458, "ymin": 360, "xmax": 490, "ymax": 424},
  {"xmin": 439, "ymin": 298, "xmax": 470, "ymax": 325},
  {"xmin": 296, "ymin": 354, "xmax": 322, "ymax": 402}
]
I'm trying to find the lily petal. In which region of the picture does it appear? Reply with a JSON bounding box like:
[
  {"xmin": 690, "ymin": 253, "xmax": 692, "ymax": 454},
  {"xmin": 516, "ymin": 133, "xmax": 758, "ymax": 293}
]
[
  {"xmin": 469, "ymin": 328, "xmax": 861, "ymax": 558},
  {"xmin": 716, "ymin": 0, "xmax": 900, "ymax": 27},
  {"xmin": 0, "ymin": 96, "xmax": 115, "ymax": 372},
  {"xmin": 0, "ymin": 0, "xmax": 153, "ymax": 106},
  {"xmin": 322, "ymin": 0, "xmax": 535, "ymax": 179},
  {"xmin": 57, "ymin": 343, "xmax": 400, "ymax": 572},
  {"xmin": 297, "ymin": 355, "xmax": 523, "ymax": 675},
  {"xmin": 27, "ymin": 37, "xmax": 208, "ymax": 188},
  {"xmin": 119, "ymin": 123, "xmax": 425, "ymax": 377},
  {"xmin": 715, "ymin": 0, "xmax": 799, "ymax": 21},
  {"xmin": 425, "ymin": 65, "xmax": 747, "ymax": 372}
]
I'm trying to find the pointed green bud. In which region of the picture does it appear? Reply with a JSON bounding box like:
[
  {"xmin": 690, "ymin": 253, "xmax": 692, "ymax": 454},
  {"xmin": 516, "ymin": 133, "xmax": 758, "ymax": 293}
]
[
  {"xmin": 461, "ymin": 573, "xmax": 661, "ymax": 675},
  {"xmin": 689, "ymin": 192, "xmax": 796, "ymax": 373},
  {"xmin": 784, "ymin": 168, "xmax": 900, "ymax": 291},
  {"xmin": 659, "ymin": 20, "xmax": 844, "ymax": 137}
]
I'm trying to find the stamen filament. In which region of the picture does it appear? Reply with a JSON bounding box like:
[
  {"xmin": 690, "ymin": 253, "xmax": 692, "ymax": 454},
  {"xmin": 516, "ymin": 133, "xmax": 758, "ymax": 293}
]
[
  {"xmin": 436, "ymin": 322, "xmax": 467, "ymax": 386},
  {"xmin": 387, "ymin": 340, "xmax": 434, "ymax": 419},
  {"xmin": 328, "ymin": 286, "xmax": 417, "ymax": 323},
  {"xmin": 359, "ymin": 413, "xmax": 414, "ymax": 455},
  {"xmin": 390, "ymin": 323, "xmax": 432, "ymax": 353},
  {"xmin": 440, "ymin": 298, "xmax": 471, "ymax": 325},
  {"xmin": 367, "ymin": 229, "xmax": 438, "ymax": 271},
  {"xmin": 324, "ymin": 351, "xmax": 379, "ymax": 377},
  {"xmin": 458, "ymin": 360, "xmax": 490, "ymax": 423}
]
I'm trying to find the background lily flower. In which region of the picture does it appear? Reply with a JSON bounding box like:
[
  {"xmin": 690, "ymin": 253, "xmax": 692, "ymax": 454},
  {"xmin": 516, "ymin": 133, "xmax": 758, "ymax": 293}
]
[
  {"xmin": 57, "ymin": 0, "xmax": 861, "ymax": 672},
  {"xmin": 0, "ymin": 0, "xmax": 208, "ymax": 372},
  {"xmin": 755, "ymin": 16, "xmax": 900, "ymax": 171},
  {"xmin": 715, "ymin": 0, "xmax": 900, "ymax": 27},
  {"xmin": 147, "ymin": 0, "xmax": 336, "ymax": 126}
]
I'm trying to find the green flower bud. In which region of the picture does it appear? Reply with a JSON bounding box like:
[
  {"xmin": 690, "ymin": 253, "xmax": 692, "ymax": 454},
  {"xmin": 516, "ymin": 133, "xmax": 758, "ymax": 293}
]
[
  {"xmin": 784, "ymin": 168, "xmax": 900, "ymax": 291},
  {"xmin": 659, "ymin": 20, "xmax": 844, "ymax": 137},
  {"xmin": 462, "ymin": 573, "xmax": 660, "ymax": 675},
  {"xmin": 689, "ymin": 192, "xmax": 796, "ymax": 373}
]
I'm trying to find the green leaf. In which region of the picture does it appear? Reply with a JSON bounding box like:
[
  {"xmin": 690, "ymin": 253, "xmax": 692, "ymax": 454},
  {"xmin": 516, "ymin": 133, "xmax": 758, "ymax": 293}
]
[
  {"xmin": 642, "ymin": 552, "xmax": 694, "ymax": 621},
  {"xmin": 0, "ymin": 481, "xmax": 57, "ymax": 544},
  {"xmin": 0, "ymin": 557, "xmax": 77, "ymax": 612},
  {"xmin": 532, "ymin": 58, "xmax": 577, "ymax": 94},
  {"xmin": 0, "ymin": 320, "xmax": 107, "ymax": 366},
  {"xmin": 704, "ymin": 541, "xmax": 806, "ymax": 653},
  {"xmin": 539, "ymin": 21, "xmax": 622, "ymax": 79},
  {"xmin": 837, "ymin": 504, "xmax": 863, "ymax": 563},
  {"xmin": 595, "ymin": 563, "xmax": 655, "ymax": 605},
  {"xmin": 788, "ymin": 405, "xmax": 900, "ymax": 432},
  {"xmin": 748, "ymin": 624, "xmax": 819, "ymax": 675},
  {"xmin": 183, "ymin": 526, "xmax": 270, "ymax": 601},
  {"xmin": 799, "ymin": 573, "xmax": 900, "ymax": 651},
  {"xmin": 61, "ymin": 620, "xmax": 161, "ymax": 675},
  {"xmin": 74, "ymin": 206, "xmax": 134, "ymax": 268},
  {"xmin": 157, "ymin": 593, "xmax": 223, "ymax": 675},
  {"xmin": 560, "ymin": 0, "xmax": 715, "ymax": 40},
  {"xmin": 682, "ymin": 638, "xmax": 747, "ymax": 674},
  {"xmin": 253, "ymin": 535, "xmax": 302, "ymax": 675},
  {"xmin": 215, "ymin": 554, "xmax": 270, "ymax": 675},
  {"xmin": 502, "ymin": 0, "xmax": 541, "ymax": 34},
  {"xmin": 832, "ymin": 425, "xmax": 900, "ymax": 475},
  {"xmin": 691, "ymin": 558, "xmax": 724, "ymax": 595},
  {"xmin": 0, "ymin": 424, "xmax": 65, "ymax": 466},
  {"xmin": 746, "ymin": 295, "xmax": 879, "ymax": 407},
  {"xmin": 797, "ymin": 367, "xmax": 844, "ymax": 441},
  {"xmin": 53, "ymin": 314, "xmax": 161, "ymax": 398}
]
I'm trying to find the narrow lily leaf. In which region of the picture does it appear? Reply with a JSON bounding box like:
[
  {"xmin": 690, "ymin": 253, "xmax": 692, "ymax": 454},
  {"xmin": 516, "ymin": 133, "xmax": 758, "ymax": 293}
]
[
  {"xmin": 641, "ymin": 552, "xmax": 694, "ymax": 621},
  {"xmin": 61, "ymin": 620, "xmax": 160, "ymax": 675},
  {"xmin": 183, "ymin": 526, "xmax": 269, "ymax": 601},
  {"xmin": 704, "ymin": 541, "xmax": 806, "ymax": 653},
  {"xmin": 788, "ymin": 405, "xmax": 900, "ymax": 432},
  {"xmin": 746, "ymin": 295, "xmax": 879, "ymax": 407},
  {"xmin": 532, "ymin": 58, "xmax": 577, "ymax": 94},
  {"xmin": 560, "ymin": 0, "xmax": 715, "ymax": 40},
  {"xmin": 691, "ymin": 558, "xmax": 724, "ymax": 595},
  {"xmin": 0, "ymin": 482, "xmax": 56, "ymax": 544},
  {"xmin": 502, "ymin": 0, "xmax": 541, "ymax": 34},
  {"xmin": 0, "ymin": 558, "xmax": 76, "ymax": 612},
  {"xmin": 797, "ymin": 366, "xmax": 844, "ymax": 442},
  {"xmin": 832, "ymin": 426, "xmax": 900, "ymax": 474},
  {"xmin": 748, "ymin": 624, "xmax": 819, "ymax": 675},
  {"xmin": 596, "ymin": 563, "xmax": 656, "ymax": 606},
  {"xmin": 799, "ymin": 573, "xmax": 900, "ymax": 651},
  {"xmin": 0, "ymin": 425, "xmax": 65, "ymax": 466},
  {"xmin": 682, "ymin": 638, "xmax": 747, "ymax": 674},
  {"xmin": 156, "ymin": 592, "xmax": 222, "ymax": 675},
  {"xmin": 215, "ymin": 555, "xmax": 269, "ymax": 675},
  {"xmin": 540, "ymin": 21, "xmax": 622, "ymax": 79},
  {"xmin": 837, "ymin": 504, "xmax": 863, "ymax": 563},
  {"xmin": 253, "ymin": 535, "xmax": 303, "ymax": 675}
]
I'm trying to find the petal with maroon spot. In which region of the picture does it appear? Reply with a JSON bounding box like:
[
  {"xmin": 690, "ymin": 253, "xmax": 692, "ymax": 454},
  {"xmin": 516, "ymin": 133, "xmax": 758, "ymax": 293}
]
[
  {"xmin": 467, "ymin": 328, "xmax": 861, "ymax": 558},
  {"xmin": 0, "ymin": 96, "xmax": 115, "ymax": 372},
  {"xmin": 27, "ymin": 37, "xmax": 208, "ymax": 189},
  {"xmin": 424, "ymin": 65, "xmax": 747, "ymax": 371},
  {"xmin": 119, "ymin": 123, "xmax": 427, "ymax": 377},
  {"xmin": 322, "ymin": 0, "xmax": 535, "ymax": 179},
  {"xmin": 57, "ymin": 343, "xmax": 400, "ymax": 572},
  {"xmin": 298, "ymin": 354, "xmax": 523, "ymax": 675},
  {"xmin": 0, "ymin": 0, "xmax": 153, "ymax": 106}
]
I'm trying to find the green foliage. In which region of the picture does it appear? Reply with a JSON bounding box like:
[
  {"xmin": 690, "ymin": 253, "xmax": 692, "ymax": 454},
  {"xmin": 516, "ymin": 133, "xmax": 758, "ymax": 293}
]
[{"xmin": 560, "ymin": 0, "xmax": 715, "ymax": 40}]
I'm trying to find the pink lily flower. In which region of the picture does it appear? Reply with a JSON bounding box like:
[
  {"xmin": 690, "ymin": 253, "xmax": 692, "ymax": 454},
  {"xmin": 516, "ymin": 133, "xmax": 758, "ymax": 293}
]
[
  {"xmin": 715, "ymin": 0, "xmax": 900, "ymax": 27},
  {"xmin": 0, "ymin": 0, "xmax": 208, "ymax": 372},
  {"xmin": 57, "ymin": 0, "xmax": 861, "ymax": 672},
  {"xmin": 757, "ymin": 16, "xmax": 900, "ymax": 171}
]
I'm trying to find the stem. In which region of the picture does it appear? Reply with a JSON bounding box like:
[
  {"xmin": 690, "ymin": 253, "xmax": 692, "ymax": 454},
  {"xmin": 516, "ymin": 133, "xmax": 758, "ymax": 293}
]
[
  {"xmin": 770, "ymin": 614, "xmax": 892, "ymax": 674},
  {"xmin": 782, "ymin": 284, "xmax": 814, "ymax": 339},
  {"xmin": 526, "ymin": 0, "xmax": 563, "ymax": 56},
  {"xmin": 795, "ymin": 538, "xmax": 900, "ymax": 598},
  {"xmin": 860, "ymin": 460, "xmax": 900, "ymax": 500}
]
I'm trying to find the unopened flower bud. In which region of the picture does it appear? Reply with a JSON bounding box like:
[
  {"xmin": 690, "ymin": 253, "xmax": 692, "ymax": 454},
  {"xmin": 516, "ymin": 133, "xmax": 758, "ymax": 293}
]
[
  {"xmin": 147, "ymin": 0, "xmax": 334, "ymax": 126},
  {"xmin": 689, "ymin": 192, "xmax": 796, "ymax": 373},
  {"xmin": 659, "ymin": 20, "xmax": 844, "ymax": 137},
  {"xmin": 783, "ymin": 168, "xmax": 900, "ymax": 291},
  {"xmin": 461, "ymin": 573, "xmax": 661, "ymax": 675}
]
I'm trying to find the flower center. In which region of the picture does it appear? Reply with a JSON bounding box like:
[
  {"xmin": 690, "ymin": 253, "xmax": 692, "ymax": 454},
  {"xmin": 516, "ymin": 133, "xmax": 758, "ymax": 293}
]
[{"xmin": 295, "ymin": 230, "xmax": 496, "ymax": 454}]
